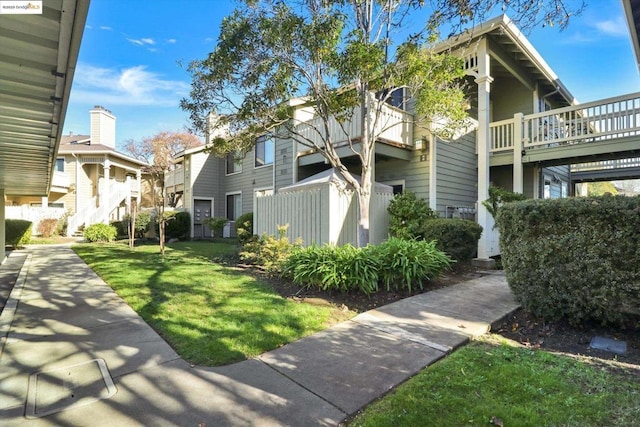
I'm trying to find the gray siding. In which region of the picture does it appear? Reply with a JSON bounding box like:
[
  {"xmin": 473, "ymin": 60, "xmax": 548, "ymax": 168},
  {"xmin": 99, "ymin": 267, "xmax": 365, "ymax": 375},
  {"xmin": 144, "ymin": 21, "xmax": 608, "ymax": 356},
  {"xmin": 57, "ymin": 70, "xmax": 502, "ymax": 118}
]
[
  {"xmin": 376, "ymin": 150, "xmax": 430, "ymax": 199},
  {"xmin": 274, "ymin": 135, "xmax": 295, "ymax": 191},
  {"xmin": 223, "ymin": 147, "xmax": 274, "ymax": 216},
  {"xmin": 491, "ymin": 76, "xmax": 533, "ymax": 121},
  {"xmin": 435, "ymin": 131, "xmax": 477, "ymax": 216},
  {"xmin": 190, "ymin": 151, "xmax": 225, "ymax": 217}
]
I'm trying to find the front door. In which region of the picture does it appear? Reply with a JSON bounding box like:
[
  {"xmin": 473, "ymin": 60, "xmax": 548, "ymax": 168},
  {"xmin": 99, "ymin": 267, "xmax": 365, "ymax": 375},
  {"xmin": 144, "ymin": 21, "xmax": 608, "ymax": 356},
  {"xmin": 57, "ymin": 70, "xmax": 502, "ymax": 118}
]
[{"xmin": 193, "ymin": 199, "xmax": 212, "ymax": 238}]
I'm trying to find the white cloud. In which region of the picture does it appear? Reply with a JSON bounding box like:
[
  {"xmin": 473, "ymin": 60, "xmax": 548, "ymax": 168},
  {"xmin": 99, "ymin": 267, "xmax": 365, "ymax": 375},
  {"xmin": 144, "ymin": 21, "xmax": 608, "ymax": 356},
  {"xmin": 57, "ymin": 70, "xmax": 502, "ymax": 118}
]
[
  {"xmin": 100, "ymin": 26, "xmax": 113, "ymax": 31},
  {"xmin": 71, "ymin": 62, "xmax": 189, "ymax": 107},
  {"xmin": 167, "ymin": 38, "xmax": 177, "ymax": 44},
  {"xmin": 127, "ymin": 37, "xmax": 156, "ymax": 47},
  {"xmin": 593, "ymin": 17, "xmax": 628, "ymax": 38}
]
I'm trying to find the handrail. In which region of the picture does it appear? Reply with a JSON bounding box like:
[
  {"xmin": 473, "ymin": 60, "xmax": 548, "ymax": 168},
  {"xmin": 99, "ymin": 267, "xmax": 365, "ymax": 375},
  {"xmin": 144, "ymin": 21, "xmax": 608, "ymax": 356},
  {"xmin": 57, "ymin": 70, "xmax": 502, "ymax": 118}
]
[{"xmin": 66, "ymin": 181, "xmax": 131, "ymax": 236}]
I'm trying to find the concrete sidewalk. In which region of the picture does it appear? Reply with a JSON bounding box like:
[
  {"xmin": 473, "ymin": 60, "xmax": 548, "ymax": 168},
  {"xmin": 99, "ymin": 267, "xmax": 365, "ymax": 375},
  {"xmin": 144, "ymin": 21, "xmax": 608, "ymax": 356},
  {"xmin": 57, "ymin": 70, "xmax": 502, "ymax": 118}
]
[{"xmin": 0, "ymin": 245, "xmax": 519, "ymax": 426}]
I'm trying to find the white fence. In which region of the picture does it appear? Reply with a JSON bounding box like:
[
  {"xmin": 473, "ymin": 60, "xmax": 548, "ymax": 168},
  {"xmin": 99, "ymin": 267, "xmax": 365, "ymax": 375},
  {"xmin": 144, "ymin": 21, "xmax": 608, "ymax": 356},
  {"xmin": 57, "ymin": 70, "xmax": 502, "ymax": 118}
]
[
  {"xmin": 5, "ymin": 206, "xmax": 66, "ymax": 234},
  {"xmin": 255, "ymin": 187, "xmax": 393, "ymax": 246}
]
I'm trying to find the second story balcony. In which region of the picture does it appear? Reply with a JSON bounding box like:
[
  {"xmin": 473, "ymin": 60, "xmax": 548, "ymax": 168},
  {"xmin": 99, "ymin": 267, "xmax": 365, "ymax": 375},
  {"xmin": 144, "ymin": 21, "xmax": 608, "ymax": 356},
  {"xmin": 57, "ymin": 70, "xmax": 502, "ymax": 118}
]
[
  {"xmin": 295, "ymin": 103, "xmax": 415, "ymax": 165},
  {"xmin": 164, "ymin": 166, "xmax": 185, "ymax": 192}
]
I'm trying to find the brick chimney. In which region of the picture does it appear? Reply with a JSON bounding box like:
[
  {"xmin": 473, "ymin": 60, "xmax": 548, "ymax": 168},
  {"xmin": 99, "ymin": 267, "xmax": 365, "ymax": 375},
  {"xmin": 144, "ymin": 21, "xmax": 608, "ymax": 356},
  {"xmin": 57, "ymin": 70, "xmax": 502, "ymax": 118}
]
[{"xmin": 90, "ymin": 106, "xmax": 116, "ymax": 148}]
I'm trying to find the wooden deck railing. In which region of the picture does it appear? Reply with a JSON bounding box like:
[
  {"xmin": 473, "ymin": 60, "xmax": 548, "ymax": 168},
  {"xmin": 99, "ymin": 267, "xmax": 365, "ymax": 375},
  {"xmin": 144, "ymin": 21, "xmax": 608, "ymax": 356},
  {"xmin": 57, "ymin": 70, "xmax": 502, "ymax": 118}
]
[
  {"xmin": 571, "ymin": 157, "xmax": 640, "ymax": 172},
  {"xmin": 490, "ymin": 92, "xmax": 640, "ymax": 154}
]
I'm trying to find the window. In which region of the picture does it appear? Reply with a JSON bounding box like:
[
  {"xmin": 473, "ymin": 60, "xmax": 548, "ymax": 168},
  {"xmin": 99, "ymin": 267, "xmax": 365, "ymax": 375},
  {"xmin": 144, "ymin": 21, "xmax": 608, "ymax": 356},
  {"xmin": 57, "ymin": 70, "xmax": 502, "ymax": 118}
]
[
  {"xmin": 255, "ymin": 135, "xmax": 274, "ymax": 167},
  {"xmin": 226, "ymin": 153, "xmax": 242, "ymax": 175},
  {"xmin": 55, "ymin": 158, "xmax": 64, "ymax": 172},
  {"xmin": 377, "ymin": 87, "xmax": 405, "ymax": 110},
  {"xmin": 226, "ymin": 193, "xmax": 242, "ymax": 220}
]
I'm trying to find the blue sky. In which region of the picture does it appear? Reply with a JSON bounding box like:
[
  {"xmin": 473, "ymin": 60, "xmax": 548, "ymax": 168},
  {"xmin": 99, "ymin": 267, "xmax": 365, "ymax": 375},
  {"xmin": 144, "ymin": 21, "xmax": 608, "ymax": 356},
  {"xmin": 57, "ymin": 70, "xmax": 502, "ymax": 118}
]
[{"xmin": 62, "ymin": 0, "xmax": 640, "ymax": 151}]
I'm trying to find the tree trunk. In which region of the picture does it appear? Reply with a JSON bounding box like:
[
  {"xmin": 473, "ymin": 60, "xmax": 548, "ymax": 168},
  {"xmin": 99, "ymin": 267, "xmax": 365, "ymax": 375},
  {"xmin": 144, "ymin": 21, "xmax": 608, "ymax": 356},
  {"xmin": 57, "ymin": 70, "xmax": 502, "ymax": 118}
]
[
  {"xmin": 129, "ymin": 202, "xmax": 137, "ymax": 249},
  {"xmin": 159, "ymin": 204, "xmax": 166, "ymax": 255}
]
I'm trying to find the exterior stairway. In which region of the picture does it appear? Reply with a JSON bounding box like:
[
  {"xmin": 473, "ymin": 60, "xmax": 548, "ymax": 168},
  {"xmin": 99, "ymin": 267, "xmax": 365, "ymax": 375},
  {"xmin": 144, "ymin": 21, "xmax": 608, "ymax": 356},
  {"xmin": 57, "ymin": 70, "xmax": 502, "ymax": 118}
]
[{"xmin": 66, "ymin": 180, "xmax": 132, "ymax": 237}]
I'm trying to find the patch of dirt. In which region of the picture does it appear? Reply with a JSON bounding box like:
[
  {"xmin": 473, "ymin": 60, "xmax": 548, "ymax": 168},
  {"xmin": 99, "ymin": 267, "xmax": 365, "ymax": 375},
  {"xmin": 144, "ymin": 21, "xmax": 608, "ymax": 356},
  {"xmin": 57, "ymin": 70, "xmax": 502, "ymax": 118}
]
[
  {"xmin": 255, "ymin": 260, "xmax": 487, "ymax": 313},
  {"xmin": 495, "ymin": 309, "xmax": 640, "ymax": 376}
]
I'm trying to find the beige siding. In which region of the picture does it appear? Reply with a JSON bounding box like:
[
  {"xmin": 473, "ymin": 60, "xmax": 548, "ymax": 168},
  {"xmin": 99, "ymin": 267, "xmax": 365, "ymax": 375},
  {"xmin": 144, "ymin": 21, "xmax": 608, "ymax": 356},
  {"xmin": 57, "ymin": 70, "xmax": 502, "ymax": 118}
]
[{"xmin": 435, "ymin": 132, "xmax": 477, "ymax": 216}]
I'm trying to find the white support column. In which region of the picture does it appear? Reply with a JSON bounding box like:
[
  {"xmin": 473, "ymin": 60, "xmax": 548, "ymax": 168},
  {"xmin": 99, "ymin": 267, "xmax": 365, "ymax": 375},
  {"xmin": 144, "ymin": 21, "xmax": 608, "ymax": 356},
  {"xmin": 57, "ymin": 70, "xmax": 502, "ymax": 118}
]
[
  {"xmin": 513, "ymin": 113, "xmax": 524, "ymax": 193},
  {"xmin": 474, "ymin": 37, "xmax": 495, "ymax": 265},
  {"xmin": 0, "ymin": 189, "xmax": 5, "ymax": 265},
  {"xmin": 102, "ymin": 158, "xmax": 111, "ymax": 223},
  {"xmin": 41, "ymin": 196, "xmax": 49, "ymax": 207},
  {"xmin": 136, "ymin": 171, "xmax": 142, "ymax": 205}
]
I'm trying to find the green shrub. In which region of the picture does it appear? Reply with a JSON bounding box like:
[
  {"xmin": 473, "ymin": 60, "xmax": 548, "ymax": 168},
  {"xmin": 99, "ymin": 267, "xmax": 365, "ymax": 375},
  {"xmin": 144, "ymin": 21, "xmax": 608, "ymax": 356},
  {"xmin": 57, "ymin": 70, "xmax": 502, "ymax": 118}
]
[
  {"xmin": 55, "ymin": 210, "xmax": 71, "ymax": 236},
  {"xmin": 83, "ymin": 223, "xmax": 117, "ymax": 243},
  {"xmin": 122, "ymin": 211, "xmax": 152, "ymax": 238},
  {"xmin": 365, "ymin": 237, "xmax": 452, "ymax": 292},
  {"xmin": 388, "ymin": 191, "xmax": 437, "ymax": 240},
  {"xmin": 110, "ymin": 221, "xmax": 127, "ymax": 238},
  {"xmin": 421, "ymin": 219, "xmax": 483, "ymax": 261},
  {"xmin": 37, "ymin": 218, "xmax": 59, "ymax": 238},
  {"xmin": 496, "ymin": 196, "xmax": 640, "ymax": 326},
  {"xmin": 236, "ymin": 212, "xmax": 254, "ymax": 244},
  {"xmin": 5, "ymin": 219, "xmax": 32, "ymax": 248},
  {"xmin": 482, "ymin": 185, "xmax": 527, "ymax": 220},
  {"xmin": 160, "ymin": 211, "xmax": 191, "ymax": 240},
  {"xmin": 284, "ymin": 244, "xmax": 379, "ymax": 295},
  {"xmin": 240, "ymin": 224, "xmax": 301, "ymax": 273},
  {"xmin": 204, "ymin": 217, "xmax": 228, "ymax": 238}
]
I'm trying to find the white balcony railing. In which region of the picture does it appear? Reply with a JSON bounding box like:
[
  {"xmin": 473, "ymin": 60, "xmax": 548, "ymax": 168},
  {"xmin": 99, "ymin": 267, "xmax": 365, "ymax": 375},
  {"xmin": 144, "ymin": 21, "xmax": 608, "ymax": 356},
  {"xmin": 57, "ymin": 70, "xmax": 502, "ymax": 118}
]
[
  {"xmin": 51, "ymin": 170, "xmax": 70, "ymax": 188},
  {"xmin": 490, "ymin": 92, "xmax": 640, "ymax": 154},
  {"xmin": 571, "ymin": 157, "xmax": 640, "ymax": 173},
  {"xmin": 295, "ymin": 103, "xmax": 414, "ymax": 152},
  {"xmin": 164, "ymin": 166, "xmax": 185, "ymax": 189}
]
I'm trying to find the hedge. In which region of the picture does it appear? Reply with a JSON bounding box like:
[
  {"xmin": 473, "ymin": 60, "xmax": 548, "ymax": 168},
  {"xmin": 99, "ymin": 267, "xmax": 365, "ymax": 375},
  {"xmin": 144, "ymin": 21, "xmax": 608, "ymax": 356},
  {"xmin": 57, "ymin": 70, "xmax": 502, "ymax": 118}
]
[
  {"xmin": 496, "ymin": 196, "xmax": 640, "ymax": 326},
  {"xmin": 83, "ymin": 223, "xmax": 117, "ymax": 243},
  {"xmin": 160, "ymin": 211, "xmax": 191, "ymax": 240},
  {"xmin": 421, "ymin": 219, "xmax": 483, "ymax": 261},
  {"xmin": 5, "ymin": 219, "xmax": 32, "ymax": 248}
]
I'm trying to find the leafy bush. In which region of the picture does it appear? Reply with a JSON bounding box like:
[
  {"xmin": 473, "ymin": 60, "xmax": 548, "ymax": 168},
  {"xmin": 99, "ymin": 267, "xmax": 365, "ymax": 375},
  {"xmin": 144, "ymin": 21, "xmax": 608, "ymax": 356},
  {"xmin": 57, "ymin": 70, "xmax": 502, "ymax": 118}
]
[
  {"xmin": 421, "ymin": 219, "xmax": 483, "ymax": 261},
  {"xmin": 240, "ymin": 224, "xmax": 302, "ymax": 273},
  {"xmin": 366, "ymin": 237, "xmax": 452, "ymax": 291},
  {"xmin": 159, "ymin": 211, "xmax": 191, "ymax": 240},
  {"xmin": 283, "ymin": 237, "xmax": 452, "ymax": 295},
  {"xmin": 111, "ymin": 221, "xmax": 127, "ymax": 238},
  {"xmin": 388, "ymin": 191, "xmax": 438, "ymax": 240},
  {"xmin": 83, "ymin": 223, "xmax": 117, "ymax": 243},
  {"xmin": 482, "ymin": 185, "xmax": 527, "ymax": 220},
  {"xmin": 284, "ymin": 244, "xmax": 379, "ymax": 295},
  {"xmin": 5, "ymin": 219, "xmax": 32, "ymax": 248},
  {"xmin": 123, "ymin": 211, "xmax": 152, "ymax": 238},
  {"xmin": 496, "ymin": 196, "xmax": 640, "ymax": 326},
  {"xmin": 37, "ymin": 218, "xmax": 59, "ymax": 238},
  {"xmin": 204, "ymin": 217, "xmax": 228, "ymax": 238},
  {"xmin": 235, "ymin": 212, "xmax": 254, "ymax": 244},
  {"xmin": 55, "ymin": 210, "xmax": 71, "ymax": 236}
]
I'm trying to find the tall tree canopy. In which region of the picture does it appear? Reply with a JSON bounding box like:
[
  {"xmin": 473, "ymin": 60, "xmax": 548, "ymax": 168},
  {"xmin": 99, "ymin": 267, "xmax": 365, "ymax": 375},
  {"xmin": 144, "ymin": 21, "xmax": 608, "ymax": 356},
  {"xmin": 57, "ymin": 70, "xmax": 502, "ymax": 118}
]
[{"xmin": 181, "ymin": 0, "xmax": 583, "ymax": 246}]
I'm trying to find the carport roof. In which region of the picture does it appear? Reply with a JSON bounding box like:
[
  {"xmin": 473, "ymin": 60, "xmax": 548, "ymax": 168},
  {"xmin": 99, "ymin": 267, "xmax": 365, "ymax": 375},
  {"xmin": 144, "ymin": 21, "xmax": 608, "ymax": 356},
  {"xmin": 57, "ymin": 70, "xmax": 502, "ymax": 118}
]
[{"xmin": 0, "ymin": 0, "xmax": 89, "ymax": 196}]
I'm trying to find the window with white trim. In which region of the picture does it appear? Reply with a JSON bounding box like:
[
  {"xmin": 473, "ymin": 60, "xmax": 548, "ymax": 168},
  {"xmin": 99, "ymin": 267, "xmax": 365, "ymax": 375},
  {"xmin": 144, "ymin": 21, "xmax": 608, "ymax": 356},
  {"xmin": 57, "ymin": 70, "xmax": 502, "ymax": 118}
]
[
  {"xmin": 226, "ymin": 193, "xmax": 242, "ymax": 220},
  {"xmin": 255, "ymin": 135, "xmax": 274, "ymax": 167},
  {"xmin": 226, "ymin": 153, "xmax": 242, "ymax": 175}
]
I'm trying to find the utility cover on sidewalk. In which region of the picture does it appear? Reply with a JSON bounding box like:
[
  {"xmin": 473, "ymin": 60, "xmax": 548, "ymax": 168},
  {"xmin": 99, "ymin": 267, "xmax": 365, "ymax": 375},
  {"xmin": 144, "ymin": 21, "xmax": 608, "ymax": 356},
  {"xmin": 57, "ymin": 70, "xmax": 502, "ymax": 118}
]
[
  {"xmin": 26, "ymin": 359, "xmax": 117, "ymax": 418},
  {"xmin": 589, "ymin": 336, "xmax": 627, "ymax": 355}
]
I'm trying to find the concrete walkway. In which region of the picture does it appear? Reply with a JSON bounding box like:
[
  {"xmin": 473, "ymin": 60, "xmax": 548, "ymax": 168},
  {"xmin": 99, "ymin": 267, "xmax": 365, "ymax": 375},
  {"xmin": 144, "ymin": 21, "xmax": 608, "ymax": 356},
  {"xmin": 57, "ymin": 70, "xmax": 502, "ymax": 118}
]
[{"xmin": 0, "ymin": 245, "xmax": 519, "ymax": 426}]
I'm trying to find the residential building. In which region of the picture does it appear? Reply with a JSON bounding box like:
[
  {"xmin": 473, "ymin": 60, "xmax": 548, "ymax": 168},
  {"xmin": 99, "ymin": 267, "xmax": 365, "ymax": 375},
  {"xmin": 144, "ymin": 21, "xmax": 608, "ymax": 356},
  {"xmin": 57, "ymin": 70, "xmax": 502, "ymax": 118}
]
[
  {"xmin": 6, "ymin": 106, "xmax": 150, "ymax": 236},
  {"xmin": 168, "ymin": 13, "xmax": 640, "ymax": 260}
]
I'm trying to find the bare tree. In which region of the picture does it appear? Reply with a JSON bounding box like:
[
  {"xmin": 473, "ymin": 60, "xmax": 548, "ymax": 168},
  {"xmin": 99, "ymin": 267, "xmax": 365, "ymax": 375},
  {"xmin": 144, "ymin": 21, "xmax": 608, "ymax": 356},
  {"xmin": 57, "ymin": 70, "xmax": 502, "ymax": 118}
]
[{"xmin": 125, "ymin": 131, "xmax": 202, "ymax": 254}]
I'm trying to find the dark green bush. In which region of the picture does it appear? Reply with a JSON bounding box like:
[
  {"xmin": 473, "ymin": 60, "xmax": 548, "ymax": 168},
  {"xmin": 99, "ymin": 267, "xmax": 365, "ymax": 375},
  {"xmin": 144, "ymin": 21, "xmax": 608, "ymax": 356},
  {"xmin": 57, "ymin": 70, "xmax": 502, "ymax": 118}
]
[
  {"xmin": 283, "ymin": 244, "xmax": 379, "ymax": 295},
  {"xmin": 122, "ymin": 212, "xmax": 152, "ymax": 238},
  {"xmin": 6, "ymin": 219, "xmax": 32, "ymax": 248},
  {"xmin": 235, "ymin": 212, "xmax": 253, "ymax": 244},
  {"xmin": 111, "ymin": 221, "xmax": 127, "ymax": 238},
  {"xmin": 366, "ymin": 237, "xmax": 452, "ymax": 291},
  {"xmin": 83, "ymin": 223, "xmax": 117, "ymax": 243},
  {"xmin": 37, "ymin": 218, "xmax": 59, "ymax": 238},
  {"xmin": 161, "ymin": 211, "xmax": 191, "ymax": 240},
  {"xmin": 496, "ymin": 196, "xmax": 640, "ymax": 326},
  {"xmin": 482, "ymin": 185, "xmax": 527, "ymax": 220},
  {"xmin": 421, "ymin": 219, "xmax": 483, "ymax": 261},
  {"xmin": 204, "ymin": 217, "xmax": 228, "ymax": 238},
  {"xmin": 388, "ymin": 191, "xmax": 437, "ymax": 240}
]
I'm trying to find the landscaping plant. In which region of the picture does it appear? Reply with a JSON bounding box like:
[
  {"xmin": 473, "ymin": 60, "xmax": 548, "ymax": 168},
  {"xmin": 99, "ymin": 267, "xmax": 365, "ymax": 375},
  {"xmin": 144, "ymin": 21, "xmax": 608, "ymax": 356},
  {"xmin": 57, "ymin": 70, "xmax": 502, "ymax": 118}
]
[
  {"xmin": 421, "ymin": 218, "xmax": 482, "ymax": 261},
  {"xmin": 235, "ymin": 212, "xmax": 253, "ymax": 244},
  {"xmin": 203, "ymin": 216, "xmax": 228, "ymax": 238},
  {"xmin": 5, "ymin": 219, "xmax": 32, "ymax": 248},
  {"xmin": 83, "ymin": 223, "xmax": 117, "ymax": 243},
  {"xmin": 37, "ymin": 218, "xmax": 59, "ymax": 238},
  {"xmin": 387, "ymin": 191, "xmax": 437, "ymax": 240},
  {"xmin": 496, "ymin": 196, "xmax": 640, "ymax": 326},
  {"xmin": 240, "ymin": 224, "xmax": 302, "ymax": 274}
]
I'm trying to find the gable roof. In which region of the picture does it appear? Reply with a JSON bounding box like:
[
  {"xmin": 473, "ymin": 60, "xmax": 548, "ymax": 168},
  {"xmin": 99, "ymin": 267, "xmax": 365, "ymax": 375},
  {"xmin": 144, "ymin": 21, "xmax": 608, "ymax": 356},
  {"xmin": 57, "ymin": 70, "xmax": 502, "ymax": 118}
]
[
  {"xmin": 58, "ymin": 134, "xmax": 150, "ymax": 167},
  {"xmin": 435, "ymin": 14, "xmax": 576, "ymax": 107}
]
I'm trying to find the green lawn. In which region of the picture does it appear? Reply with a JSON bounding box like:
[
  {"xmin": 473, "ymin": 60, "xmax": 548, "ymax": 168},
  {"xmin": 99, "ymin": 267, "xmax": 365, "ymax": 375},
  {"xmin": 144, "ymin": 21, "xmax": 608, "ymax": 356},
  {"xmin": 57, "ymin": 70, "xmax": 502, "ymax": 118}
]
[
  {"xmin": 349, "ymin": 336, "xmax": 640, "ymax": 427},
  {"xmin": 74, "ymin": 241, "xmax": 352, "ymax": 366}
]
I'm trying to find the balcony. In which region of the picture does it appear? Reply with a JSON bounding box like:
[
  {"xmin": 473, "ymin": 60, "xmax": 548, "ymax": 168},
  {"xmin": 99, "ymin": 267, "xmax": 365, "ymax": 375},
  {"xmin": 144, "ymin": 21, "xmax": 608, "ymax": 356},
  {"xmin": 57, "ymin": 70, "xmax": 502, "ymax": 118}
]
[
  {"xmin": 164, "ymin": 166, "xmax": 185, "ymax": 192},
  {"xmin": 50, "ymin": 170, "xmax": 70, "ymax": 191},
  {"xmin": 295, "ymin": 103, "xmax": 414, "ymax": 164}
]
